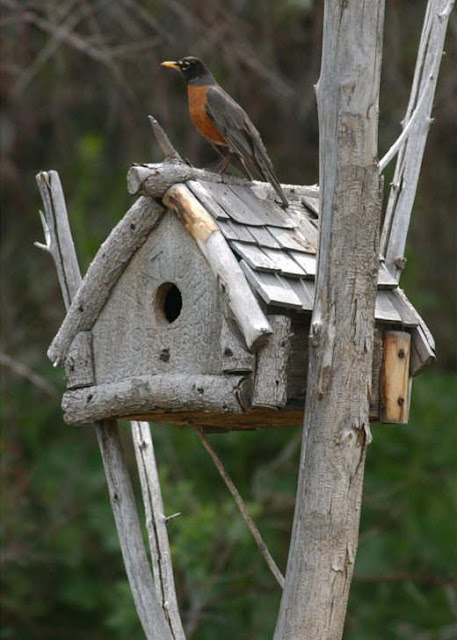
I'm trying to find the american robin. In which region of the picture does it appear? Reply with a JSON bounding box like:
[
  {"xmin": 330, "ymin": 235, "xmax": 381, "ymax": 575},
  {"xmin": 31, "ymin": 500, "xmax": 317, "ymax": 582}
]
[{"xmin": 161, "ymin": 56, "xmax": 288, "ymax": 208}]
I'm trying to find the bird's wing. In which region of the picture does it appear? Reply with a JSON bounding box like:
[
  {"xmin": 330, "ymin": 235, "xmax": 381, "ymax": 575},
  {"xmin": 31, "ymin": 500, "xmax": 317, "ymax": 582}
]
[
  {"xmin": 205, "ymin": 86, "xmax": 257, "ymax": 161},
  {"xmin": 205, "ymin": 86, "xmax": 288, "ymax": 207}
]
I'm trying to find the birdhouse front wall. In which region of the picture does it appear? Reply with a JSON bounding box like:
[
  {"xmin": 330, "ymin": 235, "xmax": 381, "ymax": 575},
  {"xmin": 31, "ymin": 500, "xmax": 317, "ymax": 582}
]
[{"xmin": 91, "ymin": 213, "xmax": 223, "ymax": 385}]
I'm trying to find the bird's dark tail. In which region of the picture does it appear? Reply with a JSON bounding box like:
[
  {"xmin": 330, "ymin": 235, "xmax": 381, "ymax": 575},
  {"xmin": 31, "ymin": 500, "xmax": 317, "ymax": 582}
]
[{"xmin": 250, "ymin": 132, "xmax": 288, "ymax": 208}]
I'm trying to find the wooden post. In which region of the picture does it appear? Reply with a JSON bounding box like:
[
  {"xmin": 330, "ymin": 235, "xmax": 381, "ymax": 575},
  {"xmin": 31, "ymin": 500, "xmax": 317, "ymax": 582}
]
[
  {"xmin": 274, "ymin": 2, "xmax": 385, "ymax": 638},
  {"xmin": 36, "ymin": 171, "xmax": 174, "ymax": 640}
]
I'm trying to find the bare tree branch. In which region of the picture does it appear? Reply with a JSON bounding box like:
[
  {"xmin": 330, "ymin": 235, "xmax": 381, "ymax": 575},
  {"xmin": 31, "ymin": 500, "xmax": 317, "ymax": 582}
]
[
  {"xmin": 0, "ymin": 351, "xmax": 59, "ymax": 397},
  {"xmin": 131, "ymin": 421, "xmax": 186, "ymax": 640},
  {"xmin": 193, "ymin": 426, "xmax": 284, "ymax": 589}
]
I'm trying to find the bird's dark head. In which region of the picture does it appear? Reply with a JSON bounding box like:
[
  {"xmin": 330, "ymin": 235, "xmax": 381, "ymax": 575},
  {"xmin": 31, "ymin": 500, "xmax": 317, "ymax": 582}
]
[{"xmin": 160, "ymin": 57, "xmax": 215, "ymax": 85}]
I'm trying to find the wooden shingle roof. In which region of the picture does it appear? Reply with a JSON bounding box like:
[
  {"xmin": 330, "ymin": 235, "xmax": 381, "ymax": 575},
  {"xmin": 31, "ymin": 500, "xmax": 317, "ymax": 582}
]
[{"xmin": 185, "ymin": 179, "xmax": 419, "ymax": 327}]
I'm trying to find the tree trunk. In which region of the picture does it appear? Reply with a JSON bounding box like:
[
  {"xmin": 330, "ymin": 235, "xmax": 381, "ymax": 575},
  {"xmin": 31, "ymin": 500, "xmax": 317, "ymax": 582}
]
[{"xmin": 274, "ymin": 1, "xmax": 385, "ymax": 638}]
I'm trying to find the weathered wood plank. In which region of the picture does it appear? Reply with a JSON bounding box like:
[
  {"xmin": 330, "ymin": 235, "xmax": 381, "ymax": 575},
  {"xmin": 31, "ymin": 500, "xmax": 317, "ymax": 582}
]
[
  {"xmin": 247, "ymin": 225, "xmax": 282, "ymax": 249},
  {"xmin": 240, "ymin": 262, "xmax": 303, "ymax": 309},
  {"xmin": 381, "ymin": 331, "xmax": 411, "ymax": 423},
  {"xmin": 285, "ymin": 279, "xmax": 315, "ymax": 311},
  {"xmin": 287, "ymin": 251, "xmax": 317, "ymax": 277},
  {"xmin": 260, "ymin": 247, "xmax": 306, "ymax": 277},
  {"xmin": 375, "ymin": 291, "xmax": 403, "ymax": 323},
  {"xmin": 226, "ymin": 184, "xmax": 295, "ymax": 228},
  {"xmin": 232, "ymin": 241, "xmax": 276, "ymax": 273},
  {"xmin": 163, "ymin": 183, "xmax": 272, "ymax": 351},
  {"xmin": 377, "ymin": 262, "xmax": 399, "ymax": 288},
  {"xmin": 129, "ymin": 408, "xmax": 304, "ymax": 431},
  {"xmin": 64, "ymin": 331, "xmax": 94, "ymax": 389},
  {"xmin": 253, "ymin": 315, "xmax": 291, "ymax": 409},
  {"xmin": 410, "ymin": 323, "xmax": 436, "ymax": 376},
  {"xmin": 220, "ymin": 318, "xmax": 255, "ymax": 373},
  {"xmin": 91, "ymin": 213, "xmax": 223, "ymax": 385},
  {"xmin": 48, "ymin": 197, "xmax": 164, "ymax": 366},
  {"xmin": 62, "ymin": 374, "xmax": 250, "ymax": 425},
  {"xmin": 186, "ymin": 179, "xmax": 231, "ymax": 219}
]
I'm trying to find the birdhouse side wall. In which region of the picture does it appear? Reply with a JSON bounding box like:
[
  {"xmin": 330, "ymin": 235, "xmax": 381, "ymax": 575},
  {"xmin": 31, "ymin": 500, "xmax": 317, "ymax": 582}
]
[{"xmin": 91, "ymin": 213, "xmax": 223, "ymax": 385}]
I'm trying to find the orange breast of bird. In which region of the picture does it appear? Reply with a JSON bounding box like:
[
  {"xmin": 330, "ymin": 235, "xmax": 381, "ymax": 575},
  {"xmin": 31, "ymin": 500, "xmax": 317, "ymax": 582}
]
[{"xmin": 187, "ymin": 85, "xmax": 227, "ymax": 146}]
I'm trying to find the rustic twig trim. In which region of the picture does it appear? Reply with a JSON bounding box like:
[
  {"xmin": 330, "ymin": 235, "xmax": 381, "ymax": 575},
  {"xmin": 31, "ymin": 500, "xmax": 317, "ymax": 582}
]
[
  {"xmin": 127, "ymin": 159, "xmax": 319, "ymax": 203},
  {"xmin": 379, "ymin": 68, "xmax": 435, "ymax": 172},
  {"xmin": 36, "ymin": 171, "xmax": 82, "ymax": 308},
  {"xmin": 193, "ymin": 426, "xmax": 285, "ymax": 589},
  {"xmin": 148, "ymin": 115, "xmax": 183, "ymax": 161},
  {"xmin": 47, "ymin": 196, "xmax": 164, "ymax": 366},
  {"xmin": 380, "ymin": 0, "xmax": 454, "ymax": 279},
  {"xmin": 131, "ymin": 421, "xmax": 186, "ymax": 640},
  {"xmin": 62, "ymin": 373, "xmax": 249, "ymax": 425},
  {"xmin": 163, "ymin": 183, "xmax": 272, "ymax": 351}
]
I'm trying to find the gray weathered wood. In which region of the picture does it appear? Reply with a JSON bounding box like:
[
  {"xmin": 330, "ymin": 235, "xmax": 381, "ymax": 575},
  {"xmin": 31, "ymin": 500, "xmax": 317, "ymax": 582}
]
[
  {"xmin": 274, "ymin": 2, "xmax": 385, "ymax": 638},
  {"xmin": 47, "ymin": 197, "xmax": 164, "ymax": 366},
  {"xmin": 64, "ymin": 331, "xmax": 94, "ymax": 389},
  {"xmin": 252, "ymin": 315, "xmax": 291, "ymax": 409},
  {"xmin": 410, "ymin": 323, "xmax": 436, "ymax": 377},
  {"xmin": 380, "ymin": 0, "xmax": 455, "ymax": 279},
  {"xmin": 62, "ymin": 373, "xmax": 250, "ymax": 425},
  {"xmin": 128, "ymin": 160, "xmax": 319, "ymax": 206},
  {"xmin": 393, "ymin": 288, "xmax": 435, "ymax": 375},
  {"xmin": 220, "ymin": 318, "xmax": 255, "ymax": 373},
  {"xmin": 36, "ymin": 171, "xmax": 173, "ymax": 640},
  {"xmin": 148, "ymin": 115, "xmax": 183, "ymax": 162},
  {"xmin": 91, "ymin": 212, "xmax": 222, "ymax": 385},
  {"xmin": 163, "ymin": 183, "xmax": 272, "ymax": 351},
  {"xmin": 128, "ymin": 162, "xmax": 249, "ymax": 198},
  {"xmin": 96, "ymin": 421, "xmax": 173, "ymax": 640},
  {"xmin": 131, "ymin": 421, "xmax": 186, "ymax": 640},
  {"xmin": 241, "ymin": 262, "xmax": 303, "ymax": 309},
  {"xmin": 381, "ymin": 331, "xmax": 411, "ymax": 423},
  {"xmin": 35, "ymin": 171, "xmax": 82, "ymax": 306}
]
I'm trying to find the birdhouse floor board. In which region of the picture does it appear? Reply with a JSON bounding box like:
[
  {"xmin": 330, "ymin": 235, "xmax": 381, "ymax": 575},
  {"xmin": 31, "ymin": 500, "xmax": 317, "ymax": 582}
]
[{"xmin": 122, "ymin": 408, "xmax": 304, "ymax": 431}]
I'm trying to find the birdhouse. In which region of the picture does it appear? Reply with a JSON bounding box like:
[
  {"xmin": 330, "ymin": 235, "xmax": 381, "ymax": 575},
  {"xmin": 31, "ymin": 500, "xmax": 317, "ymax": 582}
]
[{"xmin": 47, "ymin": 161, "xmax": 435, "ymax": 431}]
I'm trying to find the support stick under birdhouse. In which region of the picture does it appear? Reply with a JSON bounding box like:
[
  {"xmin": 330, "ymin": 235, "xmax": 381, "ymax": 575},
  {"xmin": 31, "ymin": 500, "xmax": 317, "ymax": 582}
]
[
  {"xmin": 131, "ymin": 421, "xmax": 186, "ymax": 640},
  {"xmin": 193, "ymin": 427, "xmax": 284, "ymax": 589},
  {"xmin": 36, "ymin": 170, "xmax": 175, "ymax": 640}
]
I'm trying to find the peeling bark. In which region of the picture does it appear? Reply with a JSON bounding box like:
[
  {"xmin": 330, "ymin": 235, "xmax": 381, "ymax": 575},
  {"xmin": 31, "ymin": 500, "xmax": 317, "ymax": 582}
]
[{"xmin": 274, "ymin": 2, "xmax": 385, "ymax": 638}]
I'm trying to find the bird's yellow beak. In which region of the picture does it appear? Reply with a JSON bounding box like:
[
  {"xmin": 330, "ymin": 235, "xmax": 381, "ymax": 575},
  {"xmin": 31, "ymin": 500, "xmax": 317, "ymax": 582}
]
[{"xmin": 160, "ymin": 60, "xmax": 180, "ymax": 70}]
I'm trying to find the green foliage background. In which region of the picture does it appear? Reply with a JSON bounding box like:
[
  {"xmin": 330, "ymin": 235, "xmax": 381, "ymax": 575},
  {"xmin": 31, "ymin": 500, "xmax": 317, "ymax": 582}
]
[{"xmin": 1, "ymin": 1, "xmax": 456, "ymax": 638}]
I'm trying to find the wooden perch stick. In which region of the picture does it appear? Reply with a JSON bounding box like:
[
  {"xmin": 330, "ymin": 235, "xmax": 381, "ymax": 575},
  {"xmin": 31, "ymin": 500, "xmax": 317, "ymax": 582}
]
[
  {"xmin": 380, "ymin": 0, "xmax": 454, "ymax": 280},
  {"xmin": 193, "ymin": 426, "xmax": 285, "ymax": 589},
  {"xmin": 131, "ymin": 421, "xmax": 186, "ymax": 640},
  {"xmin": 35, "ymin": 171, "xmax": 173, "ymax": 640},
  {"xmin": 148, "ymin": 115, "xmax": 183, "ymax": 161},
  {"xmin": 274, "ymin": 1, "xmax": 385, "ymax": 637}
]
